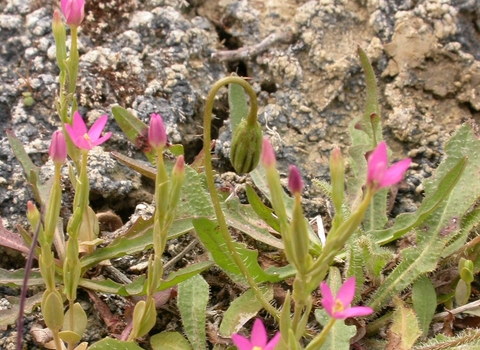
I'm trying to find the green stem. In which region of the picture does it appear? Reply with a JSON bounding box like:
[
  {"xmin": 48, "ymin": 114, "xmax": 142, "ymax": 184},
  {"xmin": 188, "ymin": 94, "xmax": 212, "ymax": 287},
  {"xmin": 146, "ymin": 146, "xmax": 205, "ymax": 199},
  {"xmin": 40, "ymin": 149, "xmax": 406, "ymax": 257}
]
[
  {"xmin": 203, "ymin": 76, "xmax": 279, "ymax": 320},
  {"xmin": 305, "ymin": 317, "xmax": 337, "ymax": 350},
  {"xmin": 306, "ymin": 188, "xmax": 375, "ymax": 292},
  {"xmin": 68, "ymin": 26, "xmax": 79, "ymax": 95}
]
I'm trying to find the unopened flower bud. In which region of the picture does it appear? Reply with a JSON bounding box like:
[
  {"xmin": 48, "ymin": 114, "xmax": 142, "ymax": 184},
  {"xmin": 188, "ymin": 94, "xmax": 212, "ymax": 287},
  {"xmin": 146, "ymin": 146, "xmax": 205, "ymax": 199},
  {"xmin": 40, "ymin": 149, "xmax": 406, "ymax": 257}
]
[
  {"xmin": 61, "ymin": 0, "xmax": 85, "ymax": 27},
  {"xmin": 229, "ymin": 118, "xmax": 262, "ymax": 173},
  {"xmin": 261, "ymin": 137, "xmax": 276, "ymax": 168},
  {"xmin": 52, "ymin": 9, "xmax": 67, "ymax": 71},
  {"xmin": 148, "ymin": 113, "xmax": 167, "ymax": 149},
  {"xmin": 27, "ymin": 201, "xmax": 41, "ymax": 228},
  {"xmin": 49, "ymin": 130, "xmax": 67, "ymax": 164},
  {"xmin": 288, "ymin": 165, "xmax": 303, "ymax": 196}
]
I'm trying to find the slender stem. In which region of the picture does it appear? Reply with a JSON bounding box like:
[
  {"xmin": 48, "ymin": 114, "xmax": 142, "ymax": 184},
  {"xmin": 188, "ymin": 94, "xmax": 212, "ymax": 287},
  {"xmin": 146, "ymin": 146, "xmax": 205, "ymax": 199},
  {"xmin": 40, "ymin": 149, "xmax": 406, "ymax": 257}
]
[
  {"xmin": 305, "ymin": 317, "xmax": 337, "ymax": 350},
  {"xmin": 16, "ymin": 218, "xmax": 42, "ymax": 350},
  {"xmin": 68, "ymin": 26, "xmax": 79, "ymax": 95},
  {"xmin": 203, "ymin": 76, "xmax": 279, "ymax": 320}
]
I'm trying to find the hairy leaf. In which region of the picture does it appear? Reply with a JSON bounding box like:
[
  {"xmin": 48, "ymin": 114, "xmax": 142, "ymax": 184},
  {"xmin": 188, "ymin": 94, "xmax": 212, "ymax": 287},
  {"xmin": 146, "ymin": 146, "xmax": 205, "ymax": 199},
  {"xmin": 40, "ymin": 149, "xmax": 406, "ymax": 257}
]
[
  {"xmin": 178, "ymin": 274, "xmax": 209, "ymax": 350},
  {"xmin": 412, "ymin": 276, "xmax": 437, "ymax": 337},
  {"xmin": 386, "ymin": 297, "xmax": 421, "ymax": 350},
  {"xmin": 88, "ymin": 338, "xmax": 144, "ymax": 349},
  {"xmin": 151, "ymin": 332, "xmax": 193, "ymax": 350}
]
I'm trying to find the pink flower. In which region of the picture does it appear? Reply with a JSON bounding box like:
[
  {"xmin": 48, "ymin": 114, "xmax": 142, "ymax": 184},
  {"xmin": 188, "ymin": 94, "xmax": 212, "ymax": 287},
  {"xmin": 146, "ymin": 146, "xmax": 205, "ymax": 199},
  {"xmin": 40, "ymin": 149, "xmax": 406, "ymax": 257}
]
[
  {"xmin": 261, "ymin": 138, "xmax": 276, "ymax": 168},
  {"xmin": 232, "ymin": 319, "xmax": 280, "ymax": 350},
  {"xmin": 288, "ymin": 165, "xmax": 303, "ymax": 195},
  {"xmin": 49, "ymin": 130, "xmax": 67, "ymax": 164},
  {"xmin": 367, "ymin": 141, "xmax": 411, "ymax": 190},
  {"xmin": 320, "ymin": 277, "xmax": 373, "ymax": 320},
  {"xmin": 60, "ymin": 0, "xmax": 85, "ymax": 27},
  {"xmin": 65, "ymin": 111, "xmax": 112, "ymax": 150},
  {"xmin": 148, "ymin": 113, "xmax": 167, "ymax": 149}
]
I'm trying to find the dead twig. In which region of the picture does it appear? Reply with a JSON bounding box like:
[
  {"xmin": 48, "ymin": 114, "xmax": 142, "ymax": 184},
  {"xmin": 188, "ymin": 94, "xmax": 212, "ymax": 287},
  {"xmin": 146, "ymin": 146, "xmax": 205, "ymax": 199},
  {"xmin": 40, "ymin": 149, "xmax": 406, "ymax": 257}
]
[{"xmin": 211, "ymin": 30, "xmax": 295, "ymax": 62}]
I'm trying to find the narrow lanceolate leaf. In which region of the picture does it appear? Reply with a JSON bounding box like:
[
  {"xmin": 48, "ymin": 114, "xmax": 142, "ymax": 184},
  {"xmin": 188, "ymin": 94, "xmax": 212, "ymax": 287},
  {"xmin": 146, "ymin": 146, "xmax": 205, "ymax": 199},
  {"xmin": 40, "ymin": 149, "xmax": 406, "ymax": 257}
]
[
  {"xmin": 228, "ymin": 77, "xmax": 249, "ymax": 134},
  {"xmin": 192, "ymin": 217, "xmax": 286, "ymax": 284},
  {"xmin": 219, "ymin": 285, "xmax": 273, "ymax": 337},
  {"xmin": 412, "ymin": 276, "xmax": 437, "ymax": 337},
  {"xmin": 178, "ymin": 274, "xmax": 209, "ymax": 350},
  {"xmin": 111, "ymin": 105, "xmax": 156, "ymax": 163},
  {"xmin": 386, "ymin": 297, "xmax": 421, "ymax": 350},
  {"xmin": 150, "ymin": 332, "xmax": 192, "ymax": 350},
  {"xmin": 0, "ymin": 268, "xmax": 45, "ymax": 287},
  {"xmin": 369, "ymin": 124, "xmax": 480, "ymax": 312},
  {"xmin": 6, "ymin": 130, "xmax": 45, "ymax": 204}
]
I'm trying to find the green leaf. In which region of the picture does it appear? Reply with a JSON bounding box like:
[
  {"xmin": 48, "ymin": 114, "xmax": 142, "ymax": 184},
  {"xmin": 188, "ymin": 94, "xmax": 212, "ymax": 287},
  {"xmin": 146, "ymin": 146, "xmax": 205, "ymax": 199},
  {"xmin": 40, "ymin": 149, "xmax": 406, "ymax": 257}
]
[
  {"xmin": 222, "ymin": 196, "xmax": 283, "ymax": 249},
  {"xmin": 111, "ymin": 105, "xmax": 156, "ymax": 163},
  {"xmin": 63, "ymin": 302, "xmax": 88, "ymax": 339},
  {"xmin": 314, "ymin": 309, "xmax": 356, "ymax": 350},
  {"xmin": 412, "ymin": 276, "xmax": 437, "ymax": 337},
  {"xmin": 192, "ymin": 217, "xmax": 284, "ymax": 284},
  {"xmin": 369, "ymin": 124, "xmax": 480, "ymax": 312},
  {"xmin": 219, "ymin": 285, "xmax": 273, "ymax": 337},
  {"xmin": 0, "ymin": 292, "xmax": 43, "ymax": 330},
  {"xmin": 373, "ymin": 156, "xmax": 466, "ymax": 245},
  {"xmin": 80, "ymin": 216, "xmax": 192, "ymax": 271},
  {"xmin": 0, "ymin": 268, "xmax": 45, "ymax": 287},
  {"xmin": 178, "ymin": 274, "xmax": 209, "ymax": 350},
  {"xmin": 151, "ymin": 332, "xmax": 193, "ymax": 350},
  {"xmin": 387, "ymin": 297, "xmax": 422, "ymax": 349},
  {"xmin": 88, "ymin": 338, "xmax": 144, "ymax": 350},
  {"xmin": 6, "ymin": 130, "xmax": 49, "ymax": 205},
  {"xmin": 228, "ymin": 77, "xmax": 249, "ymax": 133},
  {"xmin": 245, "ymin": 184, "xmax": 281, "ymax": 233}
]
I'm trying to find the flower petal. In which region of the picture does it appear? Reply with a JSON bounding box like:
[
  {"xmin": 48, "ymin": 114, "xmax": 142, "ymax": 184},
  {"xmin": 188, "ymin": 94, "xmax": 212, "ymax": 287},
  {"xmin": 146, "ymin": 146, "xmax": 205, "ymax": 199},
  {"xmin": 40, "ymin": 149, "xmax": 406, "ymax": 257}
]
[
  {"xmin": 339, "ymin": 306, "xmax": 373, "ymax": 319},
  {"xmin": 320, "ymin": 282, "xmax": 335, "ymax": 317},
  {"xmin": 261, "ymin": 137, "xmax": 276, "ymax": 168},
  {"xmin": 336, "ymin": 277, "xmax": 356, "ymax": 306},
  {"xmin": 367, "ymin": 141, "xmax": 388, "ymax": 184},
  {"xmin": 379, "ymin": 158, "xmax": 412, "ymax": 188},
  {"xmin": 71, "ymin": 111, "xmax": 87, "ymax": 137},
  {"xmin": 88, "ymin": 115, "xmax": 108, "ymax": 141},
  {"xmin": 250, "ymin": 319, "xmax": 268, "ymax": 347},
  {"xmin": 92, "ymin": 132, "xmax": 112, "ymax": 147},
  {"xmin": 264, "ymin": 332, "xmax": 281, "ymax": 350},
  {"xmin": 232, "ymin": 334, "xmax": 253, "ymax": 350}
]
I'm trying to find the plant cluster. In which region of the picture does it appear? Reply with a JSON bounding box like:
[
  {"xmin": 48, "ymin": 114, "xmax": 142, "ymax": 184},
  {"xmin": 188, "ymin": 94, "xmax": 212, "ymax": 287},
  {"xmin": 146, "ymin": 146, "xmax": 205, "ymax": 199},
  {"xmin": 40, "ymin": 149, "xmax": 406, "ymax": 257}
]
[{"xmin": 2, "ymin": 1, "xmax": 480, "ymax": 349}]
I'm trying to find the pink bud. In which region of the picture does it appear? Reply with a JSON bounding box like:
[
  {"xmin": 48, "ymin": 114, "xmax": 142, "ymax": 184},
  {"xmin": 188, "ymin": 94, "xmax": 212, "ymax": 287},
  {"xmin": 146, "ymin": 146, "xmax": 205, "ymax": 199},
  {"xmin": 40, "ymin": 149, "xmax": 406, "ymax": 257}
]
[
  {"xmin": 261, "ymin": 137, "xmax": 276, "ymax": 168},
  {"xmin": 173, "ymin": 155, "xmax": 185, "ymax": 176},
  {"xmin": 60, "ymin": 0, "xmax": 85, "ymax": 26},
  {"xmin": 288, "ymin": 165, "xmax": 303, "ymax": 195},
  {"xmin": 49, "ymin": 130, "xmax": 67, "ymax": 164},
  {"xmin": 148, "ymin": 113, "xmax": 167, "ymax": 149}
]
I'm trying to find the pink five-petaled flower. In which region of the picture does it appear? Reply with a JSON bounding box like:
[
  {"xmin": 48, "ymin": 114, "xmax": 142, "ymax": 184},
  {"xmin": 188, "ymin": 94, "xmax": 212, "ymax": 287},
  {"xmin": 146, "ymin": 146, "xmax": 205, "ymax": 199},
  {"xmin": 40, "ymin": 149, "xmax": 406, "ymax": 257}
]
[
  {"xmin": 367, "ymin": 141, "xmax": 411, "ymax": 191},
  {"xmin": 60, "ymin": 0, "xmax": 85, "ymax": 27},
  {"xmin": 320, "ymin": 277, "xmax": 373, "ymax": 320},
  {"xmin": 232, "ymin": 319, "xmax": 281, "ymax": 350},
  {"xmin": 49, "ymin": 130, "xmax": 67, "ymax": 164},
  {"xmin": 65, "ymin": 111, "xmax": 112, "ymax": 151},
  {"xmin": 148, "ymin": 113, "xmax": 167, "ymax": 149}
]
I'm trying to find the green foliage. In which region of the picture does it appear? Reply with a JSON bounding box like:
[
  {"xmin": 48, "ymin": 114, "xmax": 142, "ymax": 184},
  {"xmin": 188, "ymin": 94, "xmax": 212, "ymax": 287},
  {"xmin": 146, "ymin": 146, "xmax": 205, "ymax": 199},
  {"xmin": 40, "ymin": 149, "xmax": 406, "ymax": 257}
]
[
  {"xmin": 228, "ymin": 78, "xmax": 249, "ymax": 133},
  {"xmin": 88, "ymin": 338, "xmax": 144, "ymax": 349},
  {"xmin": 178, "ymin": 274, "xmax": 209, "ymax": 350},
  {"xmin": 192, "ymin": 217, "xmax": 288, "ymax": 284},
  {"xmin": 388, "ymin": 297, "xmax": 422, "ymax": 349},
  {"xmin": 412, "ymin": 276, "xmax": 437, "ymax": 337},
  {"xmin": 369, "ymin": 124, "xmax": 480, "ymax": 312},
  {"xmin": 150, "ymin": 332, "xmax": 193, "ymax": 350},
  {"xmin": 219, "ymin": 285, "xmax": 273, "ymax": 337}
]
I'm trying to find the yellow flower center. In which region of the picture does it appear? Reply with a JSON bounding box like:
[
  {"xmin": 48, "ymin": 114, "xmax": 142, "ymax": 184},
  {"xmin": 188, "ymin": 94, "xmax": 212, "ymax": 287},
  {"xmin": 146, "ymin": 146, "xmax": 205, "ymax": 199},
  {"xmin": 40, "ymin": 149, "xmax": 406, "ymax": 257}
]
[
  {"xmin": 333, "ymin": 299, "xmax": 345, "ymax": 313},
  {"xmin": 83, "ymin": 133, "xmax": 91, "ymax": 141},
  {"xmin": 253, "ymin": 347, "xmax": 263, "ymax": 350}
]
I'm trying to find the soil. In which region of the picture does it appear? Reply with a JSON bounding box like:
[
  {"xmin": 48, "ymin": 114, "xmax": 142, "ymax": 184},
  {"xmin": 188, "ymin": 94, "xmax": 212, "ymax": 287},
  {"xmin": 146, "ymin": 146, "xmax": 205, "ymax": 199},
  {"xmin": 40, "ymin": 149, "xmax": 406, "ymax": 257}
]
[{"xmin": 1, "ymin": 0, "xmax": 480, "ymax": 349}]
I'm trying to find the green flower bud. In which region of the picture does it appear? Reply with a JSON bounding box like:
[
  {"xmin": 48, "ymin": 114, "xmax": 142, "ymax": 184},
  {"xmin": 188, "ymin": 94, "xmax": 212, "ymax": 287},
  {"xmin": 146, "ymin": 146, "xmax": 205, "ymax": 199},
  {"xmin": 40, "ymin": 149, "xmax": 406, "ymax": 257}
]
[{"xmin": 230, "ymin": 118, "xmax": 263, "ymax": 173}]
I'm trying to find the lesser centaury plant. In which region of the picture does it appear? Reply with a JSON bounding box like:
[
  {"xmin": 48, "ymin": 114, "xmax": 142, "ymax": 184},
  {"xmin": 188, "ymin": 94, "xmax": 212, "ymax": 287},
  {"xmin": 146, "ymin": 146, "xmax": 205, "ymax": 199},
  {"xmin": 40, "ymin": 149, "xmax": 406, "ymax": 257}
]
[{"xmin": 5, "ymin": 0, "xmax": 480, "ymax": 348}]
